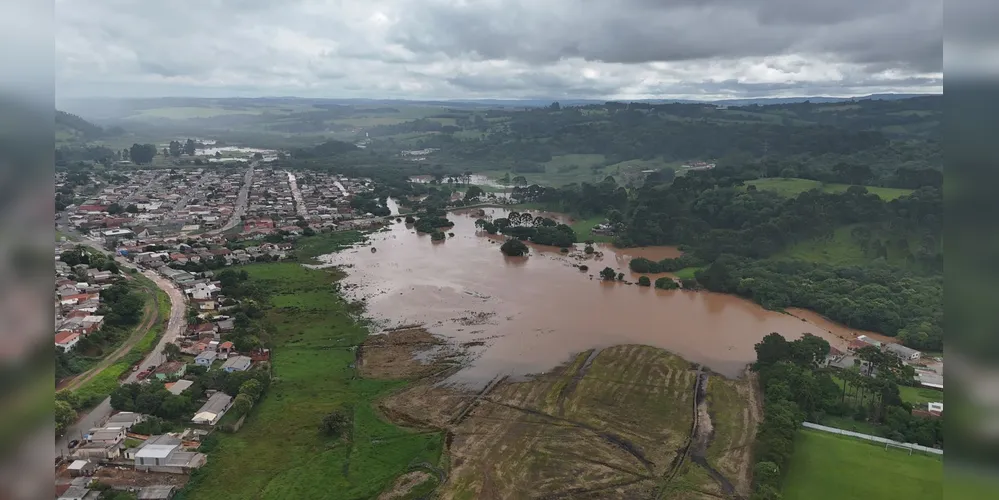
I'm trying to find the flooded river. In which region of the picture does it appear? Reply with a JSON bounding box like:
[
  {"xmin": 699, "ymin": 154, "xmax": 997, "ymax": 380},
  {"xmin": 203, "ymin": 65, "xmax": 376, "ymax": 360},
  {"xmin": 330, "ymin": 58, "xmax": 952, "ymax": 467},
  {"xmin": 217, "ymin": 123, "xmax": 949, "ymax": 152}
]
[{"xmin": 318, "ymin": 208, "xmax": 867, "ymax": 385}]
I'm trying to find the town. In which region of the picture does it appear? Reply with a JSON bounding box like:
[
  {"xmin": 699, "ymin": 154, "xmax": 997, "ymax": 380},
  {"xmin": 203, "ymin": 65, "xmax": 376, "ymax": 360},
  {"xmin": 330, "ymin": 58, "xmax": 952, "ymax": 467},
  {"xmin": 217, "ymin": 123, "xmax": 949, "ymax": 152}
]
[{"xmin": 53, "ymin": 163, "xmax": 394, "ymax": 499}]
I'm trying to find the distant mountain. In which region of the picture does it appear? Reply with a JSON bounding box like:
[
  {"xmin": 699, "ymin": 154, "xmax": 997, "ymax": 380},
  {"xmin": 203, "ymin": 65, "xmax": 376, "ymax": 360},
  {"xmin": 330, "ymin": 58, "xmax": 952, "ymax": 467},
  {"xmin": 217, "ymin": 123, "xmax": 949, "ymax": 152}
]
[{"xmin": 56, "ymin": 109, "xmax": 124, "ymax": 143}]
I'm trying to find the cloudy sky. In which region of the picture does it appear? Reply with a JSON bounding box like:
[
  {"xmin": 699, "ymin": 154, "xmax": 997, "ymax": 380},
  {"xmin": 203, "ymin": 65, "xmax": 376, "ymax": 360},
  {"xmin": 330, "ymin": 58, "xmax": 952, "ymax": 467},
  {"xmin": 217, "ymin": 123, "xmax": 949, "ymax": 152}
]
[{"xmin": 55, "ymin": 0, "xmax": 945, "ymax": 101}]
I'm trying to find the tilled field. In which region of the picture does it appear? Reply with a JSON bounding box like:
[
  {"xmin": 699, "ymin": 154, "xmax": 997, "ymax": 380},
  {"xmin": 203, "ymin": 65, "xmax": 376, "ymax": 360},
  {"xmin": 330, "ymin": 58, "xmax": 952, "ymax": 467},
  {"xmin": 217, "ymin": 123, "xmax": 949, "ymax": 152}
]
[{"xmin": 376, "ymin": 342, "xmax": 761, "ymax": 500}]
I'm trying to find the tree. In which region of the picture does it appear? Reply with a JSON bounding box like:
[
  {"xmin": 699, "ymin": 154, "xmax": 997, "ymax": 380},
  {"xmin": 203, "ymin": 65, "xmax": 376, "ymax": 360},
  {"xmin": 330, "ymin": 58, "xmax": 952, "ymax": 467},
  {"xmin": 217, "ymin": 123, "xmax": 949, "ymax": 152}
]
[
  {"xmin": 600, "ymin": 267, "xmax": 616, "ymax": 280},
  {"xmin": 617, "ymin": 272, "xmax": 625, "ymax": 281},
  {"xmin": 184, "ymin": 139, "xmax": 196, "ymax": 156},
  {"xmin": 55, "ymin": 400, "xmax": 76, "ymax": 435},
  {"xmin": 500, "ymin": 238, "xmax": 529, "ymax": 256},
  {"xmin": 655, "ymin": 277, "xmax": 680, "ymax": 290},
  {"xmin": 125, "ymin": 204, "xmax": 139, "ymax": 213},
  {"xmin": 129, "ymin": 143, "xmax": 157, "ymax": 164},
  {"xmin": 431, "ymin": 230, "xmax": 446, "ymax": 241},
  {"xmin": 753, "ymin": 333, "xmax": 792, "ymax": 370},
  {"xmin": 231, "ymin": 393, "xmax": 254, "ymax": 416},
  {"xmin": 320, "ymin": 410, "xmax": 351, "ymax": 437},
  {"xmin": 753, "ymin": 461, "xmax": 780, "ymax": 488},
  {"xmin": 584, "ymin": 245, "xmax": 595, "ymax": 254},
  {"xmin": 239, "ymin": 379, "xmax": 263, "ymax": 402},
  {"xmin": 107, "ymin": 203, "xmax": 123, "ymax": 215},
  {"xmin": 59, "ymin": 250, "xmax": 82, "ymax": 267},
  {"xmin": 163, "ymin": 342, "xmax": 181, "ymax": 361},
  {"xmin": 512, "ymin": 175, "xmax": 528, "ymax": 186},
  {"xmin": 638, "ymin": 276, "xmax": 651, "ymax": 286},
  {"xmin": 253, "ymin": 152, "xmax": 264, "ymax": 160},
  {"xmin": 464, "ymin": 185, "xmax": 485, "ymax": 202},
  {"xmin": 168, "ymin": 140, "xmax": 182, "ymax": 157}
]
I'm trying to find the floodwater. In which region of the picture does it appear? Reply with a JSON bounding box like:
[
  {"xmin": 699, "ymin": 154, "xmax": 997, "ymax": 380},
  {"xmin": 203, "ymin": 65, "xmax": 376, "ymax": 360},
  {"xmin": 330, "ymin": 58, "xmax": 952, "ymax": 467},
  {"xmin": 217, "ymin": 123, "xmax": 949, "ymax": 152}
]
[
  {"xmin": 385, "ymin": 197, "xmax": 400, "ymax": 216},
  {"xmin": 410, "ymin": 174, "xmax": 507, "ymax": 188},
  {"xmin": 318, "ymin": 208, "xmax": 854, "ymax": 385}
]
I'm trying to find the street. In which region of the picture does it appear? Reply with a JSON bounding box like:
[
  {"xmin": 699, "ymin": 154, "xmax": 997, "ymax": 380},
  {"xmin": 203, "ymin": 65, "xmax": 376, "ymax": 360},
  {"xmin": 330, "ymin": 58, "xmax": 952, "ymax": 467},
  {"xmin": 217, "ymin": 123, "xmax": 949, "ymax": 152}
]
[
  {"xmin": 54, "ymin": 233, "xmax": 188, "ymax": 459},
  {"xmin": 208, "ymin": 164, "xmax": 254, "ymax": 235}
]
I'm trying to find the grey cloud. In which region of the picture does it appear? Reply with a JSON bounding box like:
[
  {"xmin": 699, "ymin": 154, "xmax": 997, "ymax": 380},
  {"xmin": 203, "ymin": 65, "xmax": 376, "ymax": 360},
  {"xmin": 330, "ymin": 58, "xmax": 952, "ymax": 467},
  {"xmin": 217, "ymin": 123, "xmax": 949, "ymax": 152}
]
[{"xmin": 55, "ymin": 0, "xmax": 942, "ymax": 100}]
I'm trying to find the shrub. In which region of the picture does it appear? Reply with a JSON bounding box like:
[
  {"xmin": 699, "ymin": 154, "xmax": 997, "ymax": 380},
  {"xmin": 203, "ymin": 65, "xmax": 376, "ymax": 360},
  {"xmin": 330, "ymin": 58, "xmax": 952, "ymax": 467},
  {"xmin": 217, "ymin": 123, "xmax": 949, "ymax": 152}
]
[
  {"xmin": 655, "ymin": 277, "xmax": 680, "ymax": 290},
  {"xmin": 638, "ymin": 276, "xmax": 651, "ymax": 286}
]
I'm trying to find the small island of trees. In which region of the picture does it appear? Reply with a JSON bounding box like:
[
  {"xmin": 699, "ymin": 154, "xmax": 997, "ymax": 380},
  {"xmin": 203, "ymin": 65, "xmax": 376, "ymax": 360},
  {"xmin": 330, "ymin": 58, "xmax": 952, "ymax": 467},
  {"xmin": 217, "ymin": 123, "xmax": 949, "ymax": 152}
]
[{"xmin": 500, "ymin": 238, "xmax": 529, "ymax": 256}]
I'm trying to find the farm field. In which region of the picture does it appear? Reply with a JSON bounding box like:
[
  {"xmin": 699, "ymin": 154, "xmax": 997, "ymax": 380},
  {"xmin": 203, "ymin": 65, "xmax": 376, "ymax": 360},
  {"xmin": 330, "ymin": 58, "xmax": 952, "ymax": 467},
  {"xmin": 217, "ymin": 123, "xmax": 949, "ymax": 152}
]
[
  {"xmin": 180, "ymin": 263, "xmax": 443, "ymax": 500},
  {"xmin": 382, "ymin": 345, "xmax": 761, "ymax": 499},
  {"xmin": 570, "ymin": 215, "xmax": 615, "ymax": 243},
  {"xmin": 745, "ymin": 177, "xmax": 914, "ymax": 200},
  {"xmin": 776, "ymin": 224, "xmax": 925, "ymax": 269},
  {"xmin": 782, "ymin": 429, "xmax": 942, "ymax": 500}
]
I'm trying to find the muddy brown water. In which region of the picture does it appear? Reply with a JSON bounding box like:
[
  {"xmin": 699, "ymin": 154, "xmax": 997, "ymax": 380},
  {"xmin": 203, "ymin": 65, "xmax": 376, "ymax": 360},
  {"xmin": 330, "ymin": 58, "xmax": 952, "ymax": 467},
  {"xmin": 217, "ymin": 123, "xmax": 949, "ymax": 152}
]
[{"xmin": 317, "ymin": 208, "xmax": 858, "ymax": 387}]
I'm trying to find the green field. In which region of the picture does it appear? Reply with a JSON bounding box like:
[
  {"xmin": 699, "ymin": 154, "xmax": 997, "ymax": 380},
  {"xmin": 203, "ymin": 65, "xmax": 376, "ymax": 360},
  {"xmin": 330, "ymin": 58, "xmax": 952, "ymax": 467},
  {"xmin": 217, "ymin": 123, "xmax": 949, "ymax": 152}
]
[
  {"xmin": 745, "ymin": 177, "xmax": 914, "ymax": 201},
  {"xmin": 782, "ymin": 429, "xmax": 942, "ymax": 500},
  {"xmin": 777, "ymin": 224, "xmax": 921, "ymax": 269},
  {"xmin": 671, "ymin": 267, "xmax": 702, "ymax": 280},
  {"xmin": 293, "ymin": 230, "xmax": 366, "ymax": 264},
  {"xmin": 180, "ymin": 263, "xmax": 442, "ymax": 500},
  {"xmin": 899, "ymin": 385, "xmax": 944, "ymax": 406},
  {"xmin": 570, "ymin": 215, "xmax": 614, "ymax": 243}
]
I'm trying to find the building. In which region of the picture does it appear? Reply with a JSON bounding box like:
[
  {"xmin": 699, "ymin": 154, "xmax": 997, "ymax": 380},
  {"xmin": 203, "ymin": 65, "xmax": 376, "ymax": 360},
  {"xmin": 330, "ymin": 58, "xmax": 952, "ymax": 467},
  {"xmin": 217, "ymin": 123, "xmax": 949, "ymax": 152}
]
[
  {"xmin": 105, "ymin": 411, "xmax": 145, "ymax": 430},
  {"xmin": 885, "ymin": 343, "xmax": 921, "ymax": 362},
  {"xmin": 221, "ymin": 355, "xmax": 251, "ymax": 373},
  {"xmin": 194, "ymin": 350, "xmax": 217, "ymax": 367},
  {"xmin": 191, "ymin": 392, "xmax": 233, "ymax": 426},
  {"xmin": 55, "ymin": 331, "xmax": 81, "ymax": 351},
  {"xmin": 133, "ymin": 434, "xmax": 207, "ymax": 474},
  {"xmin": 165, "ymin": 379, "xmax": 193, "ymax": 395},
  {"xmin": 58, "ymin": 485, "xmax": 91, "ymax": 500},
  {"xmin": 67, "ymin": 459, "xmax": 97, "ymax": 477},
  {"xmin": 153, "ymin": 361, "xmax": 187, "ymax": 380},
  {"xmin": 138, "ymin": 485, "xmax": 177, "ymax": 500}
]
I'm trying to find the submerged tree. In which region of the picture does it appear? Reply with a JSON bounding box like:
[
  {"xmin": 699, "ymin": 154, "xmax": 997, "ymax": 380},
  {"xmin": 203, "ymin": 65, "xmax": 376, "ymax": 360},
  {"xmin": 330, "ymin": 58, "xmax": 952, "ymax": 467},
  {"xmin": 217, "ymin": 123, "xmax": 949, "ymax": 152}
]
[
  {"xmin": 500, "ymin": 238, "xmax": 529, "ymax": 256},
  {"xmin": 600, "ymin": 267, "xmax": 616, "ymax": 280}
]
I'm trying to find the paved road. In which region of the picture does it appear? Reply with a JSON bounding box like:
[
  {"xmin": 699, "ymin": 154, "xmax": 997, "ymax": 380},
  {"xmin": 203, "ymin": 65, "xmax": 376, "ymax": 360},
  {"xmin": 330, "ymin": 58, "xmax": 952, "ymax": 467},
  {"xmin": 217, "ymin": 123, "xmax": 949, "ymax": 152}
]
[
  {"xmin": 287, "ymin": 171, "xmax": 308, "ymax": 218},
  {"xmin": 209, "ymin": 164, "xmax": 254, "ymax": 235},
  {"xmin": 54, "ymin": 233, "xmax": 188, "ymax": 460}
]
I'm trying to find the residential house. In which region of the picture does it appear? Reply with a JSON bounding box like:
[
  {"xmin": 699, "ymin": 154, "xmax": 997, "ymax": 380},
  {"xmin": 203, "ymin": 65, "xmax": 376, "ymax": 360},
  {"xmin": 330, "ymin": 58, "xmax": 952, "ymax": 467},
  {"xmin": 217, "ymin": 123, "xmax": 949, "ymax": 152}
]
[
  {"xmin": 885, "ymin": 343, "xmax": 921, "ymax": 362},
  {"xmin": 221, "ymin": 355, "xmax": 251, "ymax": 373},
  {"xmin": 104, "ymin": 411, "xmax": 145, "ymax": 430},
  {"xmin": 165, "ymin": 379, "xmax": 193, "ymax": 395},
  {"xmin": 215, "ymin": 318, "xmax": 235, "ymax": 333},
  {"xmin": 152, "ymin": 361, "xmax": 187, "ymax": 380},
  {"xmin": 133, "ymin": 434, "xmax": 207, "ymax": 474},
  {"xmin": 217, "ymin": 341, "xmax": 234, "ymax": 356},
  {"xmin": 67, "ymin": 460, "xmax": 98, "ymax": 477},
  {"xmin": 58, "ymin": 485, "xmax": 92, "ymax": 500},
  {"xmin": 138, "ymin": 485, "xmax": 177, "ymax": 500},
  {"xmin": 55, "ymin": 331, "xmax": 81, "ymax": 352},
  {"xmin": 194, "ymin": 350, "xmax": 217, "ymax": 367},
  {"xmin": 191, "ymin": 392, "xmax": 233, "ymax": 426}
]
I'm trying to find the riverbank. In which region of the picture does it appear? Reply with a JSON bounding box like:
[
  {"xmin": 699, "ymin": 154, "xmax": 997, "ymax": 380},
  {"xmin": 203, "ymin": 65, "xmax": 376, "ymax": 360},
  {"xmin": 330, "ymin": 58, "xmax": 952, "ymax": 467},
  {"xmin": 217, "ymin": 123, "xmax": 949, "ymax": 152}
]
[
  {"xmin": 178, "ymin": 260, "xmax": 763, "ymax": 499},
  {"xmin": 178, "ymin": 263, "xmax": 443, "ymax": 499}
]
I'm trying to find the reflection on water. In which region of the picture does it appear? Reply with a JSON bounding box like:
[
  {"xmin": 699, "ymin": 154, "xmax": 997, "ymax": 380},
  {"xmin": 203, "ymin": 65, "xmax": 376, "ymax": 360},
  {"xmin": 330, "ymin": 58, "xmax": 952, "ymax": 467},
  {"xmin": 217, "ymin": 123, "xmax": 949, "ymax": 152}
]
[{"xmin": 318, "ymin": 208, "xmax": 852, "ymax": 385}]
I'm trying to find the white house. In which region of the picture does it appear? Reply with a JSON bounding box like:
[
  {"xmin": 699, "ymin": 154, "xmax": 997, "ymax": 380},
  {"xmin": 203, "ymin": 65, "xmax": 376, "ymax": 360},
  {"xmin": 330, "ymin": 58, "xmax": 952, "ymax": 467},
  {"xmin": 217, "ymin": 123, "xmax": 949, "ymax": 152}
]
[
  {"xmin": 191, "ymin": 392, "xmax": 233, "ymax": 426},
  {"xmin": 221, "ymin": 355, "xmax": 251, "ymax": 373},
  {"xmin": 194, "ymin": 350, "xmax": 217, "ymax": 367}
]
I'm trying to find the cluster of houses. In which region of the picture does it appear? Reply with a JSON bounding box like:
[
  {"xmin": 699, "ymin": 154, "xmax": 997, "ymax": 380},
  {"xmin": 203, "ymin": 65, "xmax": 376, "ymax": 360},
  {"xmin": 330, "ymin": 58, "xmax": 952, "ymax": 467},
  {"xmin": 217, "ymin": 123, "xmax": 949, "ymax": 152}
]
[
  {"xmin": 54, "ymin": 247, "xmax": 115, "ymax": 352},
  {"xmin": 58, "ymin": 408, "xmax": 218, "ymax": 500},
  {"xmin": 825, "ymin": 335, "xmax": 944, "ymax": 417},
  {"xmin": 62, "ymin": 168, "xmax": 249, "ymax": 242}
]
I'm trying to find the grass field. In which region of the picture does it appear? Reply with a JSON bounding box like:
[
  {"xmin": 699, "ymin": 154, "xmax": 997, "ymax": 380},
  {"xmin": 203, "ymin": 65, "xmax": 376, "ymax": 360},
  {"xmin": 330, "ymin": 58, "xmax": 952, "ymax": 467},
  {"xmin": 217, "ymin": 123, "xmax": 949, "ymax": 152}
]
[
  {"xmin": 899, "ymin": 385, "xmax": 944, "ymax": 406},
  {"xmin": 671, "ymin": 267, "xmax": 702, "ymax": 280},
  {"xmin": 180, "ymin": 263, "xmax": 442, "ymax": 500},
  {"xmin": 570, "ymin": 215, "xmax": 614, "ymax": 243},
  {"xmin": 745, "ymin": 178, "xmax": 914, "ymax": 201},
  {"xmin": 782, "ymin": 429, "xmax": 942, "ymax": 500},
  {"xmin": 293, "ymin": 230, "xmax": 366, "ymax": 263},
  {"xmin": 776, "ymin": 224, "xmax": 919, "ymax": 268}
]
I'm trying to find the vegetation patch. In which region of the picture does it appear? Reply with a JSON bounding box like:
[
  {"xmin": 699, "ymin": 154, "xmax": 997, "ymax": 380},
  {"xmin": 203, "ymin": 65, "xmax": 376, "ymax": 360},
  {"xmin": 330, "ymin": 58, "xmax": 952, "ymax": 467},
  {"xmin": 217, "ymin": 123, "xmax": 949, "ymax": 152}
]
[
  {"xmin": 178, "ymin": 263, "xmax": 443, "ymax": 500},
  {"xmin": 745, "ymin": 177, "xmax": 914, "ymax": 201},
  {"xmin": 293, "ymin": 230, "xmax": 366, "ymax": 263}
]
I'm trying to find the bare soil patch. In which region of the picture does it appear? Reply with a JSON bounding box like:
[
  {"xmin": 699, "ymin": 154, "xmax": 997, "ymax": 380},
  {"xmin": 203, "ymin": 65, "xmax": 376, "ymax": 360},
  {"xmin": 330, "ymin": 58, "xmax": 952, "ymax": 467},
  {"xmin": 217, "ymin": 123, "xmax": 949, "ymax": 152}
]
[
  {"xmin": 377, "ymin": 471, "xmax": 434, "ymax": 500},
  {"xmin": 358, "ymin": 327, "xmax": 463, "ymax": 380}
]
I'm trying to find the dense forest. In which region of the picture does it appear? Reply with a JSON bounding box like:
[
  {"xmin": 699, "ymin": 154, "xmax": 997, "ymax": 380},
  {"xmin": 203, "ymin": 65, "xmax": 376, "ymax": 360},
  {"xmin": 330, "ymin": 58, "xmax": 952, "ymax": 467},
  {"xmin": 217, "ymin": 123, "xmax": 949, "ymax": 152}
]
[{"xmin": 508, "ymin": 165, "xmax": 942, "ymax": 351}]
